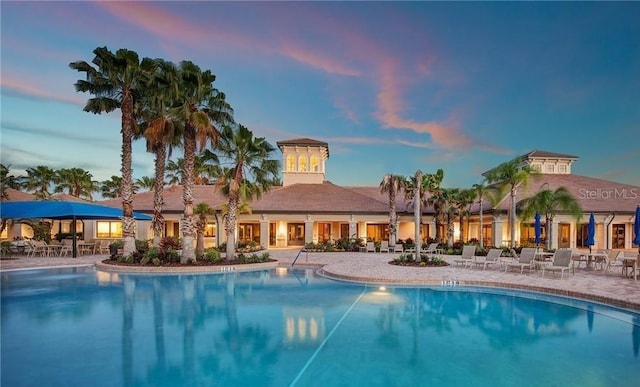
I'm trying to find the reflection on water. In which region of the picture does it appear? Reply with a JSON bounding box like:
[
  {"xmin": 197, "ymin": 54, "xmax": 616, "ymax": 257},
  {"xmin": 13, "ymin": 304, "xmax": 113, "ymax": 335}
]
[{"xmin": 1, "ymin": 267, "xmax": 639, "ymax": 387}]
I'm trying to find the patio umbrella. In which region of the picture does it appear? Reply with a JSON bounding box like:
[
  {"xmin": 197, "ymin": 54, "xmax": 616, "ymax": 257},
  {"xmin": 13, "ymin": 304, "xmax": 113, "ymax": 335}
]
[
  {"xmin": 0, "ymin": 200, "xmax": 151, "ymax": 257},
  {"xmin": 534, "ymin": 212, "xmax": 542, "ymax": 247},
  {"xmin": 633, "ymin": 205, "xmax": 640, "ymax": 253},
  {"xmin": 586, "ymin": 212, "xmax": 596, "ymax": 254}
]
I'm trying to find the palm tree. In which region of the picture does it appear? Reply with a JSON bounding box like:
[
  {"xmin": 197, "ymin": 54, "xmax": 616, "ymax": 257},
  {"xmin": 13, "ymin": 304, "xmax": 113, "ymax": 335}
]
[
  {"xmin": 101, "ymin": 175, "xmax": 122, "ymax": 199},
  {"xmin": 453, "ymin": 188, "xmax": 475, "ymax": 243},
  {"xmin": 485, "ymin": 158, "xmax": 533, "ymax": 248},
  {"xmin": 441, "ymin": 188, "xmax": 460, "ymax": 248},
  {"xmin": 171, "ymin": 60, "xmax": 234, "ymax": 263},
  {"xmin": 213, "ymin": 124, "xmax": 280, "ymax": 260},
  {"xmin": 134, "ymin": 176, "xmax": 156, "ymax": 192},
  {"xmin": 55, "ymin": 167, "xmax": 99, "ymax": 200},
  {"xmin": 70, "ymin": 47, "xmax": 156, "ymax": 256},
  {"xmin": 165, "ymin": 159, "xmax": 182, "ymax": 186},
  {"xmin": 22, "ymin": 165, "xmax": 57, "ymax": 199},
  {"xmin": 1, "ymin": 164, "xmax": 23, "ymax": 200},
  {"xmin": 471, "ymin": 181, "xmax": 498, "ymax": 249},
  {"xmin": 379, "ymin": 174, "xmax": 407, "ymax": 247},
  {"xmin": 425, "ymin": 169, "xmax": 445, "ymax": 242},
  {"xmin": 194, "ymin": 202, "xmax": 216, "ymax": 257},
  {"xmin": 517, "ymin": 186, "xmax": 582, "ymax": 250}
]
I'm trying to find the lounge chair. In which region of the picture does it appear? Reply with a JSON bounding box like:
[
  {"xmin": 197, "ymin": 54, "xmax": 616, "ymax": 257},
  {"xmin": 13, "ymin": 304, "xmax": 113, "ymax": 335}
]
[
  {"xmin": 379, "ymin": 240, "xmax": 390, "ymax": 253},
  {"xmin": 366, "ymin": 241, "xmax": 376, "ymax": 253},
  {"xmin": 422, "ymin": 243, "xmax": 441, "ymax": 256},
  {"xmin": 504, "ymin": 248, "xmax": 536, "ymax": 274},
  {"xmin": 392, "ymin": 243, "xmax": 404, "ymax": 253},
  {"xmin": 604, "ymin": 250, "xmax": 624, "ymax": 274},
  {"xmin": 541, "ymin": 249, "xmax": 574, "ymax": 279},
  {"xmin": 453, "ymin": 245, "xmax": 477, "ymax": 267},
  {"xmin": 471, "ymin": 248, "xmax": 503, "ymax": 270}
]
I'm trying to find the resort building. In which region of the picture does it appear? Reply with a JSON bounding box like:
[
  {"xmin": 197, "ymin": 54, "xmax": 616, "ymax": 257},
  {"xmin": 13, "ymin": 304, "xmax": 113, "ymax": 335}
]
[{"xmin": 2, "ymin": 139, "xmax": 639, "ymax": 252}]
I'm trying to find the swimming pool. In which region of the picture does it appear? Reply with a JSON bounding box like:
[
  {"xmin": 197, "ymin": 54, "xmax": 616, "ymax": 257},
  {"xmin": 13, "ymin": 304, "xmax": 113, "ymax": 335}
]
[{"xmin": 1, "ymin": 266, "xmax": 639, "ymax": 386}]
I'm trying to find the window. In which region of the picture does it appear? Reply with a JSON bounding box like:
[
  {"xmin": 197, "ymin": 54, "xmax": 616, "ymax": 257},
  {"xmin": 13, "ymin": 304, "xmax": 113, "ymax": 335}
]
[
  {"xmin": 545, "ymin": 164, "xmax": 555, "ymax": 173},
  {"xmin": 559, "ymin": 164, "xmax": 567, "ymax": 173},
  {"xmin": 204, "ymin": 222, "xmax": 216, "ymax": 237},
  {"xmin": 310, "ymin": 155, "xmax": 319, "ymax": 172},
  {"xmin": 96, "ymin": 221, "xmax": 123, "ymax": 238},
  {"xmin": 318, "ymin": 223, "xmax": 331, "ymax": 242},
  {"xmin": 531, "ymin": 164, "xmax": 542, "ymax": 172},
  {"xmin": 286, "ymin": 155, "xmax": 296, "ymax": 172},
  {"xmin": 613, "ymin": 224, "xmax": 625, "ymax": 249},
  {"xmin": 298, "ymin": 155, "xmax": 308, "ymax": 172}
]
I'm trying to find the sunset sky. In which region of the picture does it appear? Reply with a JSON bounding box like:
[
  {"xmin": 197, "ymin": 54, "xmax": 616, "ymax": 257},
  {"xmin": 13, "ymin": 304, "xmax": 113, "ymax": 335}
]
[{"xmin": 2, "ymin": 1, "xmax": 639, "ymax": 190}]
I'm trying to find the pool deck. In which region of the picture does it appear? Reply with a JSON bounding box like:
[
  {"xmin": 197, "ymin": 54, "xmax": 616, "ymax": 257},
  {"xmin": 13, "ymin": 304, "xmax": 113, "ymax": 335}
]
[{"xmin": 2, "ymin": 248, "xmax": 639, "ymax": 312}]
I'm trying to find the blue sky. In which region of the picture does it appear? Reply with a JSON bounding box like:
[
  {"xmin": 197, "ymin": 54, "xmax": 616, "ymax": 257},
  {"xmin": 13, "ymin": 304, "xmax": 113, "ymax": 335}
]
[{"xmin": 1, "ymin": 1, "xmax": 639, "ymax": 190}]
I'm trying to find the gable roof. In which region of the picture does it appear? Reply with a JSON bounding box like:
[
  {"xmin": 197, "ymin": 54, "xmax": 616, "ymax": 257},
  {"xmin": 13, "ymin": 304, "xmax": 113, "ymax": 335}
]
[
  {"xmin": 489, "ymin": 174, "xmax": 639, "ymax": 214},
  {"xmin": 523, "ymin": 150, "xmax": 579, "ymax": 160}
]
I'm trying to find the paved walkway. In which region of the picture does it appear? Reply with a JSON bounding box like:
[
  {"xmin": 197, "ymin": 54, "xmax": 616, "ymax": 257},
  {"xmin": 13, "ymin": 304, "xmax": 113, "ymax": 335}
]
[{"xmin": 2, "ymin": 249, "xmax": 639, "ymax": 311}]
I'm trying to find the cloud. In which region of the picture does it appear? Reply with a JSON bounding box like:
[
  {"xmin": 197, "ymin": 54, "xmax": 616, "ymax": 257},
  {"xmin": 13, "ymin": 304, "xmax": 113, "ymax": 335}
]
[
  {"xmin": 1, "ymin": 76, "xmax": 85, "ymax": 106},
  {"xmin": 1, "ymin": 122, "xmax": 117, "ymax": 147}
]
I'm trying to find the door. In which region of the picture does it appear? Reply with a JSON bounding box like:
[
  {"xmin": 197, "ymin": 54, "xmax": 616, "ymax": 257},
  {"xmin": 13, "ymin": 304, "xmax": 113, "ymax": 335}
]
[
  {"xmin": 558, "ymin": 223, "xmax": 571, "ymax": 248},
  {"xmin": 288, "ymin": 223, "xmax": 305, "ymax": 246}
]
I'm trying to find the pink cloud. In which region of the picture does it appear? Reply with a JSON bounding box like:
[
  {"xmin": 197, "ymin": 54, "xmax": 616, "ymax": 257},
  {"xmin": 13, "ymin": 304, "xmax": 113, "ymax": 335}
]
[{"xmin": 1, "ymin": 76, "xmax": 84, "ymax": 106}]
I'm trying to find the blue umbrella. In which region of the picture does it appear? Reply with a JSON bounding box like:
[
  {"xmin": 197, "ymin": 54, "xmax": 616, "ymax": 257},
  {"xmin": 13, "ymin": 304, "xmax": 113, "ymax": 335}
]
[
  {"xmin": 0, "ymin": 200, "xmax": 151, "ymax": 257},
  {"xmin": 586, "ymin": 212, "xmax": 596, "ymax": 253},
  {"xmin": 534, "ymin": 212, "xmax": 542, "ymax": 246},
  {"xmin": 633, "ymin": 205, "xmax": 640, "ymax": 252}
]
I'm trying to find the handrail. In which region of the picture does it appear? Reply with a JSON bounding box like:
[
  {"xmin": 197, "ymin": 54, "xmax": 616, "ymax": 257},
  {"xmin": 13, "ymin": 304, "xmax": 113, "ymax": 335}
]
[{"xmin": 291, "ymin": 247, "xmax": 308, "ymax": 267}]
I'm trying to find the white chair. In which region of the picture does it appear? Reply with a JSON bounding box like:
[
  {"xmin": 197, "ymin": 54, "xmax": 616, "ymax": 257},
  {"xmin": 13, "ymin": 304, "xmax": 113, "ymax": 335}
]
[
  {"xmin": 471, "ymin": 248, "xmax": 503, "ymax": 270},
  {"xmin": 604, "ymin": 250, "xmax": 624, "ymax": 274},
  {"xmin": 365, "ymin": 241, "xmax": 376, "ymax": 253},
  {"xmin": 505, "ymin": 248, "xmax": 537, "ymax": 274},
  {"xmin": 453, "ymin": 245, "xmax": 477, "ymax": 267},
  {"xmin": 542, "ymin": 249, "xmax": 574, "ymax": 279},
  {"xmin": 392, "ymin": 243, "xmax": 404, "ymax": 253},
  {"xmin": 379, "ymin": 240, "xmax": 390, "ymax": 253}
]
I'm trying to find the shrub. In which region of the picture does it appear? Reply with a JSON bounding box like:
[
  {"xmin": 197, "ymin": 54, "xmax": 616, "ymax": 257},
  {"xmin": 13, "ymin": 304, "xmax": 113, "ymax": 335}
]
[{"xmin": 204, "ymin": 248, "xmax": 222, "ymax": 263}]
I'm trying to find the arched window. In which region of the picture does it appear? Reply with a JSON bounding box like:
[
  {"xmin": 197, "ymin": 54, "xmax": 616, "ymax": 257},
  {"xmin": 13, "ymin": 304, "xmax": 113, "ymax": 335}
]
[
  {"xmin": 298, "ymin": 155, "xmax": 308, "ymax": 172},
  {"xmin": 286, "ymin": 155, "xmax": 296, "ymax": 171},
  {"xmin": 310, "ymin": 155, "xmax": 319, "ymax": 172}
]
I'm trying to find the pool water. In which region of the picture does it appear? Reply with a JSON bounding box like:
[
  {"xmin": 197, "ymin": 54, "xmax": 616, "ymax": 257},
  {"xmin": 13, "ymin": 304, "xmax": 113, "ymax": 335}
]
[{"xmin": 1, "ymin": 266, "xmax": 639, "ymax": 386}]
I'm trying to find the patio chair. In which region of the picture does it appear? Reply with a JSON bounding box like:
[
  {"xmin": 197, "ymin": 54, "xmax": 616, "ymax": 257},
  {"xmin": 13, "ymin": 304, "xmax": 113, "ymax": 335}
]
[
  {"xmin": 471, "ymin": 248, "xmax": 503, "ymax": 270},
  {"xmin": 97, "ymin": 240, "xmax": 110, "ymax": 254},
  {"xmin": 604, "ymin": 250, "xmax": 624, "ymax": 274},
  {"xmin": 422, "ymin": 243, "xmax": 441, "ymax": 256},
  {"xmin": 366, "ymin": 241, "xmax": 376, "ymax": 253},
  {"xmin": 392, "ymin": 243, "xmax": 404, "ymax": 253},
  {"xmin": 379, "ymin": 240, "xmax": 390, "ymax": 253},
  {"xmin": 504, "ymin": 248, "xmax": 536, "ymax": 274},
  {"xmin": 453, "ymin": 245, "xmax": 477, "ymax": 267},
  {"xmin": 542, "ymin": 249, "xmax": 574, "ymax": 279}
]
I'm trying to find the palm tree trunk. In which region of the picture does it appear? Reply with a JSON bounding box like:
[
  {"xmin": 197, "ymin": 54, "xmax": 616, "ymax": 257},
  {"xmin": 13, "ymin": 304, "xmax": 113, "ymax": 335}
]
[
  {"xmin": 389, "ymin": 189, "xmax": 397, "ymax": 246},
  {"xmin": 121, "ymin": 91, "xmax": 136, "ymax": 256},
  {"xmin": 546, "ymin": 215, "xmax": 553, "ymax": 251},
  {"xmin": 479, "ymin": 201, "xmax": 484, "ymax": 249},
  {"xmin": 225, "ymin": 194, "xmax": 239, "ymax": 260},
  {"xmin": 180, "ymin": 126, "xmax": 197, "ymax": 263},
  {"xmin": 413, "ymin": 171, "xmax": 422, "ymax": 260},
  {"xmin": 152, "ymin": 145, "xmax": 166, "ymax": 248},
  {"xmin": 510, "ymin": 187, "xmax": 517, "ymax": 248}
]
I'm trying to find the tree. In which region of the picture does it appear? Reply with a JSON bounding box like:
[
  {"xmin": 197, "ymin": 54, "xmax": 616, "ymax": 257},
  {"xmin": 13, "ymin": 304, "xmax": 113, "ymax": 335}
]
[
  {"xmin": 22, "ymin": 165, "xmax": 57, "ymax": 199},
  {"xmin": 136, "ymin": 59, "xmax": 183, "ymax": 248},
  {"xmin": 171, "ymin": 60, "xmax": 234, "ymax": 263},
  {"xmin": 194, "ymin": 202, "xmax": 216, "ymax": 257},
  {"xmin": 55, "ymin": 167, "xmax": 99, "ymax": 200},
  {"xmin": 471, "ymin": 181, "xmax": 499, "ymax": 249},
  {"xmin": 517, "ymin": 186, "xmax": 582, "ymax": 250},
  {"xmin": 70, "ymin": 47, "xmax": 156, "ymax": 256},
  {"xmin": 134, "ymin": 176, "xmax": 156, "ymax": 192},
  {"xmin": 485, "ymin": 158, "xmax": 533, "ymax": 248},
  {"xmin": 452, "ymin": 188, "xmax": 475, "ymax": 243},
  {"xmin": 213, "ymin": 125, "xmax": 280, "ymax": 260},
  {"xmin": 1, "ymin": 164, "xmax": 23, "ymax": 200},
  {"xmin": 425, "ymin": 169, "xmax": 445, "ymax": 242},
  {"xmin": 379, "ymin": 174, "xmax": 407, "ymax": 247},
  {"xmin": 101, "ymin": 175, "xmax": 122, "ymax": 199},
  {"xmin": 441, "ymin": 188, "xmax": 460, "ymax": 248}
]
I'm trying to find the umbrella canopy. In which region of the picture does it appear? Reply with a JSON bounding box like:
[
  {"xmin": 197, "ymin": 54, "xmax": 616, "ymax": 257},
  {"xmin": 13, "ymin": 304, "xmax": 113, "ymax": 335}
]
[
  {"xmin": 0, "ymin": 200, "xmax": 151, "ymax": 257},
  {"xmin": 586, "ymin": 212, "xmax": 596, "ymax": 252},
  {"xmin": 534, "ymin": 212, "xmax": 542, "ymax": 246},
  {"xmin": 633, "ymin": 205, "xmax": 640, "ymax": 250},
  {"xmin": 0, "ymin": 200, "xmax": 151, "ymax": 220}
]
